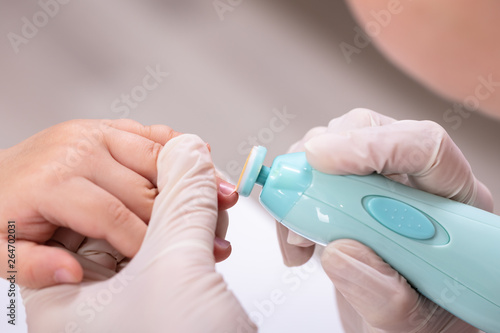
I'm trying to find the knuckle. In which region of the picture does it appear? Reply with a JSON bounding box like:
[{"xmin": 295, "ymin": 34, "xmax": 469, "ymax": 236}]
[
  {"xmin": 418, "ymin": 120, "xmax": 448, "ymax": 146},
  {"xmin": 164, "ymin": 126, "xmax": 179, "ymax": 142},
  {"xmin": 99, "ymin": 119, "xmax": 117, "ymax": 134},
  {"xmin": 107, "ymin": 201, "xmax": 133, "ymax": 228},
  {"xmin": 140, "ymin": 124, "xmax": 153, "ymax": 139},
  {"xmin": 137, "ymin": 188, "xmax": 157, "ymax": 221},
  {"xmin": 147, "ymin": 141, "xmax": 163, "ymax": 162},
  {"xmin": 346, "ymin": 107, "xmax": 378, "ymax": 120}
]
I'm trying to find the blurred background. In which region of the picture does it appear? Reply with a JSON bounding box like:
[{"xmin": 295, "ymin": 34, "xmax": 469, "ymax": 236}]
[{"xmin": 1, "ymin": 1, "xmax": 500, "ymax": 332}]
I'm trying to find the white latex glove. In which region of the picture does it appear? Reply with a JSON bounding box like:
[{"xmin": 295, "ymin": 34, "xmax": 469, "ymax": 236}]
[
  {"xmin": 277, "ymin": 108, "xmax": 493, "ymax": 332},
  {"xmin": 21, "ymin": 134, "xmax": 256, "ymax": 333}
]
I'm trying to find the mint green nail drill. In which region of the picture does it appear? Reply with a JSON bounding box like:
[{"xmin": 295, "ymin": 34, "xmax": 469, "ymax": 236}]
[{"xmin": 236, "ymin": 146, "xmax": 500, "ymax": 333}]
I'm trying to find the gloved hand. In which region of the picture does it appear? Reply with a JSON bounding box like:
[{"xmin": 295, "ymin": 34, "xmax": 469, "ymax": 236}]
[
  {"xmin": 21, "ymin": 134, "xmax": 255, "ymax": 333},
  {"xmin": 277, "ymin": 108, "xmax": 492, "ymax": 332}
]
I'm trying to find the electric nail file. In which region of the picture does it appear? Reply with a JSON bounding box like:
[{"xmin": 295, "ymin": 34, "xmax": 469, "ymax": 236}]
[{"xmin": 236, "ymin": 146, "xmax": 500, "ymax": 333}]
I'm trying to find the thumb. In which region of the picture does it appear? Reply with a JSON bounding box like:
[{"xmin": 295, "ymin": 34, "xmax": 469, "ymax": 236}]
[
  {"xmin": 1, "ymin": 239, "xmax": 82, "ymax": 288},
  {"xmin": 139, "ymin": 134, "xmax": 218, "ymax": 264},
  {"xmin": 321, "ymin": 239, "xmax": 429, "ymax": 332}
]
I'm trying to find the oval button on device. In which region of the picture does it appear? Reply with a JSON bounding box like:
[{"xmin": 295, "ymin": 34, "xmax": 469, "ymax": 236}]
[{"xmin": 364, "ymin": 196, "xmax": 436, "ymax": 240}]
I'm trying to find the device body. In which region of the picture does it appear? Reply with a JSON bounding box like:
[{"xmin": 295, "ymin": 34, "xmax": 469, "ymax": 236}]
[{"xmin": 238, "ymin": 147, "xmax": 500, "ymax": 332}]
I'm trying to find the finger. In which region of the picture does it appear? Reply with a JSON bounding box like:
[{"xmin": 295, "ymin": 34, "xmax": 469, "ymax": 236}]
[
  {"xmin": 276, "ymin": 222, "xmax": 315, "ymax": 266},
  {"xmin": 306, "ymin": 120, "xmax": 448, "ymax": 176},
  {"xmin": 216, "ymin": 210, "xmax": 229, "ymax": 240},
  {"xmin": 214, "ymin": 209, "xmax": 231, "ymax": 263},
  {"xmin": 1, "ymin": 239, "xmax": 82, "ymax": 288},
  {"xmin": 103, "ymin": 119, "xmax": 183, "ymax": 184},
  {"xmin": 141, "ymin": 134, "xmax": 218, "ymax": 263},
  {"xmin": 326, "ymin": 107, "xmax": 399, "ymax": 185},
  {"xmin": 213, "ymin": 236, "xmax": 232, "ymax": 263},
  {"xmin": 91, "ymin": 155, "xmax": 158, "ymax": 222},
  {"xmin": 321, "ymin": 239, "xmax": 422, "ymax": 332},
  {"xmin": 213, "ymin": 175, "xmax": 238, "ymax": 262},
  {"xmin": 287, "ymin": 108, "xmax": 395, "ymax": 155},
  {"xmin": 217, "ymin": 179, "xmax": 238, "ymax": 211},
  {"xmin": 305, "ymin": 120, "xmax": 494, "ymax": 210},
  {"xmin": 38, "ymin": 177, "xmax": 147, "ymax": 258},
  {"xmin": 104, "ymin": 118, "xmax": 182, "ymax": 145},
  {"xmin": 102, "ymin": 126, "xmax": 164, "ymax": 185}
]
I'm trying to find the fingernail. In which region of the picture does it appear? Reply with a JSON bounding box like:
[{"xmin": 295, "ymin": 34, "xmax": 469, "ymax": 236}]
[
  {"xmin": 206, "ymin": 142, "xmax": 212, "ymax": 152},
  {"xmin": 54, "ymin": 268, "xmax": 79, "ymax": 284},
  {"xmin": 215, "ymin": 237, "xmax": 231, "ymax": 249},
  {"xmin": 219, "ymin": 181, "xmax": 236, "ymax": 196}
]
